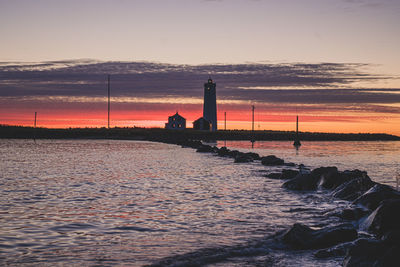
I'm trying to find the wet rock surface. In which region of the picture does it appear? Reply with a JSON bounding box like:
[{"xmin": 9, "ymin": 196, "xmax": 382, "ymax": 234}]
[
  {"xmin": 363, "ymin": 199, "xmax": 400, "ymax": 237},
  {"xmin": 280, "ymin": 223, "xmax": 358, "ymax": 250},
  {"xmin": 266, "ymin": 169, "xmax": 299, "ymax": 180},
  {"xmin": 352, "ymin": 184, "xmax": 400, "ymax": 210},
  {"xmin": 261, "ymin": 155, "xmax": 284, "ymax": 166},
  {"xmin": 282, "ymin": 173, "xmax": 321, "ymax": 191},
  {"xmin": 343, "ymin": 238, "xmax": 400, "ymax": 267}
]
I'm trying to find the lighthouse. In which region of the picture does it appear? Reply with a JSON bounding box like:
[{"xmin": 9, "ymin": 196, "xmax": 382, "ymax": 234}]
[{"xmin": 203, "ymin": 78, "xmax": 217, "ymax": 131}]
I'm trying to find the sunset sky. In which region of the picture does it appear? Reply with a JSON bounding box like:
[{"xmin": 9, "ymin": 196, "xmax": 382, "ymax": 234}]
[{"xmin": 1, "ymin": 0, "xmax": 400, "ymax": 134}]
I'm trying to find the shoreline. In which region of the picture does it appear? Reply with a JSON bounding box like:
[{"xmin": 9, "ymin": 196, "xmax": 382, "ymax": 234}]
[{"xmin": 1, "ymin": 125, "xmax": 400, "ymax": 142}]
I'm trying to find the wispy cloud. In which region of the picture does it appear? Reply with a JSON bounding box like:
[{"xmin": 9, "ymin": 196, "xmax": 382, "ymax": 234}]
[{"xmin": 1, "ymin": 60, "xmax": 399, "ymax": 120}]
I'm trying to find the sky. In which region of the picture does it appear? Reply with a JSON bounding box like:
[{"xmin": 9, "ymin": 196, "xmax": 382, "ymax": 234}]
[{"xmin": 1, "ymin": 0, "xmax": 400, "ymax": 134}]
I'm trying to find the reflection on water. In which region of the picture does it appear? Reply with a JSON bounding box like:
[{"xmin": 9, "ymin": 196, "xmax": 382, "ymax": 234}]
[
  {"xmin": 0, "ymin": 139, "xmax": 386, "ymax": 266},
  {"xmin": 219, "ymin": 140, "xmax": 400, "ymax": 187}
]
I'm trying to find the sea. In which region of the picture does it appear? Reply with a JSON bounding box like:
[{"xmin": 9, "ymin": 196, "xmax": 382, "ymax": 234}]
[{"xmin": 0, "ymin": 139, "xmax": 399, "ymax": 266}]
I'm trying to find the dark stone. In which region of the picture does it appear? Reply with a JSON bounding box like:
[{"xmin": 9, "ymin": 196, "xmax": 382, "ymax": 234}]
[
  {"xmin": 228, "ymin": 150, "xmax": 241, "ymax": 158},
  {"xmin": 282, "ymin": 173, "xmax": 320, "ymax": 191},
  {"xmin": 217, "ymin": 147, "xmax": 230, "ymax": 157},
  {"xmin": 180, "ymin": 140, "xmax": 202, "ymax": 149},
  {"xmin": 314, "ymin": 241, "xmax": 353, "ymax": 258},
  {"xmin": 364, "ymin": 199, "xmax": 400, "ymax": 237},
  {"xmin": 234, "ymin": 154, "xmax": 253, "ymax": 163},
  {"xmin": 314, "ymin": 167, "xmax": 339, "ymax": 189},
  {"xmin": 332, "ymin": 175, "xmax": 375, "ymax": 201},
  {"xmin": 281, "ymin": 169, "xmax": 299, "ymax": 180},
  {"xmin": 378, "ymin": 245, "xmax": 400, "ymax": 267},
  {"xmin": 382, "ymin": 230, "xmax": 400, "ymax": 246},
  {"xmin": 337, "ymin": 207, "xmax": 369, "ymax": 221},
  {"xmin": 342, "ymin": 238, "xmax": 399, "ymax": 267},
  {"xmin": 266, "ymin": 170, "xmax": 299, "ymax": 180},
  {"xmin": 244, "ymin": 152, "xmax": 260, "ymax": 160},
  {"xmin": 353, "ymin": 184, "xmax": 400, "ymax": 210},
  {"xmin": 261, "ymin": 155, "xmax": 284, "ymax": 166},
  {"xmin": 280, "ymin": 223, "xmax": 357, "ymax": 250},
  {"xmin": 196, "ymin": 145, "xmax": 214, "ymax": 153}
]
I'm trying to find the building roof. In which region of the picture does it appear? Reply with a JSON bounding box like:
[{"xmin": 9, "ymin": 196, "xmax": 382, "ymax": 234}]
[{"xmin": 169, "ymin": 112, "xmax": 186, "ymax": 120}]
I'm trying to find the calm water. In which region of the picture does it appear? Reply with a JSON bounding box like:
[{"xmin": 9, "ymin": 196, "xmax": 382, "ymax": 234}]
[{"xmin": 0, "ymin": 139, "xmax": 399, "ymax": 266}]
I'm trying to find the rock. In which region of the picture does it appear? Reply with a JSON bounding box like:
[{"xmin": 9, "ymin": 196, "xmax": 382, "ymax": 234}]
[
  {"xmin": 217, "ymin": 147, "xmax": 230, "ymax": 157},
  {"xmin": 281, "ymin": 169, "xmax": 299, "ymax": 179},
  {"xmin": 261, "ymin": 155, "xmax": 284, "ymax": 166},
  {"xmin": 244, "ymin": 152, "xmax": 260, "ymax": 160},
  {"xmin": 267, "ymin": 169, "xmax": 299, "ymax": 180},
  {"xmin": 363, "ymin": 199, "xmax": 400, "ymax": 237},
  {"xmin": 180, "ymin": 140, "xmax": 202, "ymax": 149},
  {"xmin": 337, "ymin": 207, "xmax": 369, "ymax": 221},
  {"xmin": 314, "ymin": 167, "xmax": 339, "ymax": 189},
  {"xmin": 196, "ymin": 145, "xmax": 214, "ymax": 153},
  {"xmin": 234, "ymin": 154, "xmax": 253, "ymax": 163},
  {"xmin": 353, "ymin": 184, "xmax": 400, "ymax": 210},
  {"xmin": 315, "ymin": 241, "xmax": 353, "ymax": 258},
  {"xmin": 282, "ymin": 173, "xmax": 320, "ymax": 191},
  {"xmin": 280, "ymin": 223, "xmax": 357, "ymax": 250},
  {"xmin": 381, "ymin": 230, "xmax": 400, "ymax": 246},
  {"xmin": 332, "ymin": 175, "xmax": 375, "ymax": 201},
  {"xmin": 343, "ymin": 238, "xmax": 400, "ymax": 267},
  {"xmin": 227, "ymin": 150, "xmax": 241, "ymax": 158}
]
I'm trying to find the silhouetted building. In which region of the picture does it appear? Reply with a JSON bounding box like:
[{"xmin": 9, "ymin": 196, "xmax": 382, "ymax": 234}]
[
  {"xmin": 203, "ymin": 78, "xmax": 217, "ymax": 131},
  {"xmin": 193, "ymin": 117, "xmax": 210, "ymax": 131},
  {"xmin": 165, "ymin": 112, "xmax": 186, "ymax": 130}
]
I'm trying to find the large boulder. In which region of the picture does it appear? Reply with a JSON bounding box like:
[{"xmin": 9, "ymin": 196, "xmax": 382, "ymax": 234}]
[
  {"xmin": 314, "ymin": 167, "xmax": 339, "ymax": 189},
  {"xmin": 282, "ymin": 173, "xmax": 321, "ymax": 191},
  {"xmin": 196, "ymin": 144, "xmax": 214, "ymax": 153},
  {"xmin": 332, "ymin": 175, "xmax": 375, "ymax": 201},
  {"xmin": 363, "ymin": 199, "xmax": 400, "ymax": 237},
  {"xmin": 267, "ymin": 169, "xmax": 299, "ymax": 180},
  {"xmin": 244, "ymin": 152, "xmax": 260, "ymax": 160},
  {"xmin": 336, "ymin": 207, "xmax": 369, "ymax": 221},
  {"xmin": 353, "ymin": 184, "xmax": 400, "ymax": 210},
  {"xmin": 343, "ymin": 238, "xmax": 399, "ymax": 267},
  {"xmin": 320, "ymin": 169, "xmax": 370, "ymax": 190},
  {"xmin": 261, "ymin": 155, "xmax": 284, "ymax": 166},
  {"xmin": 315, "ymin": 241, "xmax": 353, "ymax": 258},
  {"xmin": 234, "ymin": 154, "xmax": 253, "ymax": 163},
  {"xmin": 280, "ymin": 223, "xmax": 357, "ymax": 250},
  {"xmin": 216, "ymin": 147, "xmax": 230, "ymax": 157}
]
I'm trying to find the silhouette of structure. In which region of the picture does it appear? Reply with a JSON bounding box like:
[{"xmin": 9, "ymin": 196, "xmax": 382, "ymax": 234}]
[
  {"xmin": 107, "ymin": 75, "xmax": 111, "ymax": 129},
  {"xmin": 203, "ymin": 78, "xmax": 217, "ymax": 131},
  {"xmin": 251, "ymin": 105, "xmax": 255, "ymax": 132},
  {"xmin": 34, "ymin": 112, "xmax": 37, "ymax": 128},
  {"xmin": 165, "ymin": 112, "xmax": 186, "ymax": 130},
  {"xmin": 193, "ymin": 117, "xmax": 210, "ymax": 131},
  {"xmin": 293, "ymin": 115, "xmax": 301, "ymax": 147},
  {"xmin": 224, "ymin": 111, "xmax": 226, "ymax": 131}
]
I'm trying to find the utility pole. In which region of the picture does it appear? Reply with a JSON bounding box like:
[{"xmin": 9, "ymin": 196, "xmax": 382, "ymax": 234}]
[
  {"xmin": 252, "ymin": 105, "xmax": 255, "ymax": 132},
  {"xmin": 34, "ymin": 112, "xmax": 37, "ymax": 128},
  {"xmin": 108, "ymin": 75, "xmax": 110, "ymax": 129},
  {"xmin": 224, "ymin": 112, "xmax": 226, "ymax": 131}
]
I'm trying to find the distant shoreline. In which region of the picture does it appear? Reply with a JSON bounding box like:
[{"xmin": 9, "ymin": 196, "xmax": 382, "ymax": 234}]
[{"xmin": 1, "ymin": 125, "xmax": 399, "ymax": 142}]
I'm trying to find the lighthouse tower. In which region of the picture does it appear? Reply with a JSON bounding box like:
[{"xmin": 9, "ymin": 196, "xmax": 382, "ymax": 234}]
[{"xmin": 203, "ymin": 78, "xmax": 217, "ymax": 131}]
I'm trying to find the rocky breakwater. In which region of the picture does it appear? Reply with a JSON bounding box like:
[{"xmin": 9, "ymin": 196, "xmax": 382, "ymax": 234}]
[
  {"xmin": 154, "ymin": 139, "xmax": 399, "ymax": 266},
  {"xmin": 274, "ymin": 165, "xmax": 400, "ymax": 266}
]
